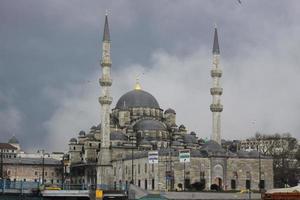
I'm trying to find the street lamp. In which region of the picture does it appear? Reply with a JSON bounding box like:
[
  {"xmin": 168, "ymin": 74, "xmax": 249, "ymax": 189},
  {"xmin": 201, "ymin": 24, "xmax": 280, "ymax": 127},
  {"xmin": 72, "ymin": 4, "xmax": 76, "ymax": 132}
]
[
  {"xmin": 38, "ymin": 149, "xmax": 45, "ymax": 185},
  {"xmin": 0, "ymin": 148, "xmax": 3, "ymax": 180},
  {"xmin": 257, "ymin": 138, "xmax": 262, "ymax": 192},
  {"xmin": 130, "ymin": 133, "xmax": 134, "ymax": 185}
]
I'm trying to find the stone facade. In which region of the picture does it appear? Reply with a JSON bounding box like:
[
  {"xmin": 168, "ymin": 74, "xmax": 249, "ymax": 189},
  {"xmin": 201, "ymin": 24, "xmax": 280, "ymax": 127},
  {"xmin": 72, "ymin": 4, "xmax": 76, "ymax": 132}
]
[
  {"xmin": 110, "ymin": 153, "xmax": 273, "ymax": 191},
  {"xmin": 2, "ymin": 157, "xmax": 62, "ymax": 184}
]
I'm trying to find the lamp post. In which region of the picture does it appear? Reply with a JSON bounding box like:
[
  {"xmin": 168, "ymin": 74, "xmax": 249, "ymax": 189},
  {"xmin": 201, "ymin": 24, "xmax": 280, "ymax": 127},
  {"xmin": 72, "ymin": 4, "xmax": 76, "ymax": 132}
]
[
  {"xmin": 183, "ymin": 159, "xmax": 186, "ymax": 191},
  {"xmin": 131, "ymin": 134, "xmax": 134, "ymax": 185},
  {"xmin": 0, "ymin": 148, "xmax": 3, "ymax": 180},
  {"xmin": 38, "ymin": 150, "xmax": 45, "ymax": 185},
  {"xmin": 257, "ymin": 138, "xmax": 262, "ymax": 192}
]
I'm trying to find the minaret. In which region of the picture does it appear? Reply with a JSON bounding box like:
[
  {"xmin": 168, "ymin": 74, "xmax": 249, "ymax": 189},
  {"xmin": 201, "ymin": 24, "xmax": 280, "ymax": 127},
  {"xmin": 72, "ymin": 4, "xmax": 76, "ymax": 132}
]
[
  {"xmin": 97, "ymin": 13, "xmax": 113, "ymax": 188},
  {"xmin": 210, "ymin": 26, "xmax": 223, "ymax": 145}
]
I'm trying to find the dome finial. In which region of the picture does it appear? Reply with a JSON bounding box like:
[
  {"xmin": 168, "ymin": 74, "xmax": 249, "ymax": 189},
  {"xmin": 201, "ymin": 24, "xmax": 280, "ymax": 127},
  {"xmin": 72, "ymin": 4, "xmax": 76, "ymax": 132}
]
[{"xmin": 135, "ymin": 75, "xmax": 142, "ymax": 90}]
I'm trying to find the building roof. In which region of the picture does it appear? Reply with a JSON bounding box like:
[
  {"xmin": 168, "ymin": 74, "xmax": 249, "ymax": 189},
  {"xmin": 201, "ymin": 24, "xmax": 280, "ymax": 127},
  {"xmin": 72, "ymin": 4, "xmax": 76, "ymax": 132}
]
[
  {"xmin": 115, "ymin": 89, "xmax": 160, "ymax": 109},
  {"xmin": 0, "ymin": 143, "xmax": 17, "ymax": 150},
  {"xmin": 134, "ymin": 119, "xmax": 166, "ymax": 131},
  {"xmin": 8, "ymin": 136, "xmax": 19, "ymax": 144},
  {"xmin": 4, "ymin": 157, "xmax": 61, "ymax": 165},
  {"xmin": 123, "ymin": 148, "xmax": 208, "ymax": 160}
]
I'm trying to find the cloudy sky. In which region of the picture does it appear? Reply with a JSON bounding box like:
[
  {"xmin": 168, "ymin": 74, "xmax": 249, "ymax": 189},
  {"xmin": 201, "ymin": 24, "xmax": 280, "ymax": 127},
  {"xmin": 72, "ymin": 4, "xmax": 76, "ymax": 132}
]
[{"xmin": 0, "ymin": 0, "xmax": 300, "ymax": 152}]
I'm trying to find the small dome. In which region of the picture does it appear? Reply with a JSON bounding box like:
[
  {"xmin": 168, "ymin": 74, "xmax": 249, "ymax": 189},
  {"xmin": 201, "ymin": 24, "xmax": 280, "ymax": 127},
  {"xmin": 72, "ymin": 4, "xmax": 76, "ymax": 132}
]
[
  {"xmin": 110, "ymin": 131, "xmax": 127, "ymax": 141},
  {"xmin": 79, "ymin": 131, "xmax": 86, "ymax": 136},
  {"xmin": 179, "ymin": 124, "xmax": 186, "ymax": 131},
  {"xmin": 184, "ymin": 134, "xmax": 197, "ymax": 144},
  {"xmin": 8, "ymin": 136, "xmax": 19, "ymax": 144},
  {"xmin": 164, "ymin": 108, "xmax": 176, "ymax": 114},
  {"xmin": 86, "ymin": 133, "xmax": 95, "ymax": 140},
  {"xmin": 190, "ymin": 131, "xmax": 196, "ymax": 136},
  {"xmin": 90, "ymin": 126, "xmax": 97, "ymax": 130},
  {"xmin": 115, "ymin": 90, "xmax": 160, "ymax": 109},
  {"xmin": 134, "ymin": 119, "xmax": 166, "ymax": 131},
  {"xmin": 201, "ymin": 140, "xmax": 226, "ymax": 154},
  {"xmin": 69, "ymin": 138, "xmax": 77, "ymax": 143}
]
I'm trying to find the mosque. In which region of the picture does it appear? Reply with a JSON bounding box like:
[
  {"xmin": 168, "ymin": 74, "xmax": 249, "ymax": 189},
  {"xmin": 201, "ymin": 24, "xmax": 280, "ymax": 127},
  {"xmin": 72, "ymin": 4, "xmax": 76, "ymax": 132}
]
[{"xmin": 67, "ymin": 15, "xmax": 273, "ymax": 191}]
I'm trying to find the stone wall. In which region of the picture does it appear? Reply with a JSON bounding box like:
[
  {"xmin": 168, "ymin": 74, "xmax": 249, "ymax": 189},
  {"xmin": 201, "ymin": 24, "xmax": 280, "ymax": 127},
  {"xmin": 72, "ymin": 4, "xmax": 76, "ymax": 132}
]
[{"xmin": 112, "ymin": 156, "xmax": 273, "ymax": 191}]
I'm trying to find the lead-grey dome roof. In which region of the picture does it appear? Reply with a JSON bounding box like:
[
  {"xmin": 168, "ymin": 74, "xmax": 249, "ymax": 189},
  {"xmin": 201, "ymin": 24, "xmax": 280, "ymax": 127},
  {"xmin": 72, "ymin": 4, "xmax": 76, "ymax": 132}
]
[
  {"xmin": 115, "ymin": 90, "xmax": 160, "ymax": 109},
  {"xmin": 164, "ymin": 108, "xmax": 176, "ymax": 114},
  {"xmin": 8, "ymin": 136, "xmax": 19, "ymax": 144},
  {"xmin": 110, "ymin": 131, "xmax": 127, "ymax": 141},
  {"xmin": 134, "ymin": 119, "xmax": 166, "ymax": 131},
  {"xmin": 184, "ymin": 134, "xmax": 197, "ymax": 144},
  {"xmin": 79, "ymin": 131, "xmax": 86, "ymax": 136},
  {"xmin": 201, "ymin": 140, "xmax": 226, "ymax": 154},
  {"xmin": 69, "ymin": 138, "xmax": 77, "ymax": 143}
]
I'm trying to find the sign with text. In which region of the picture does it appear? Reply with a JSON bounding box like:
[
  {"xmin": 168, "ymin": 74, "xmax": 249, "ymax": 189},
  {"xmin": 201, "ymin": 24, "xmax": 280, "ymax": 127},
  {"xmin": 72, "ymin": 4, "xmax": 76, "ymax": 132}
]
[
  {"xmin": 148, "ymin": 151, "xmax": 159, "ymax": 164},
  {"xmin": 179, "ymin": 149, "xmax": 190, "ymax": 163}
]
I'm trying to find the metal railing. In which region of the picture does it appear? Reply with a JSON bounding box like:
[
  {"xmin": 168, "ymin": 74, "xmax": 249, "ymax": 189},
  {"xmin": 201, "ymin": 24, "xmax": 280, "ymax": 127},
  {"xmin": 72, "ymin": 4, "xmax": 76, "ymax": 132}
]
[{"xmin": 0, "ymin": 179, "xmax": 130, "ymax": 196}]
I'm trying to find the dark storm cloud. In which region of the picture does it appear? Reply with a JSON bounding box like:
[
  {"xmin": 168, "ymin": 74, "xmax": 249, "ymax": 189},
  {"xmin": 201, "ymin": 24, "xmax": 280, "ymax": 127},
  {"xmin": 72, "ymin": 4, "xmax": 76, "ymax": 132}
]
[{"xmin": 0, "ymin": 0, "xmax": 299, "ymax": 151}]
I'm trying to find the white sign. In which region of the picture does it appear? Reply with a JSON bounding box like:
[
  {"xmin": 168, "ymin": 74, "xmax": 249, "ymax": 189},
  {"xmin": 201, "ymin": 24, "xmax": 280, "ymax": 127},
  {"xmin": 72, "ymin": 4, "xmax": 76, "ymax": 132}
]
[
  {"xmin": 148, "ymin": 151, "xmax": 159, "ymax": 164},
  {"xmin": 179, "ymin": 149, "xmax": 190, "ymax": 163}
]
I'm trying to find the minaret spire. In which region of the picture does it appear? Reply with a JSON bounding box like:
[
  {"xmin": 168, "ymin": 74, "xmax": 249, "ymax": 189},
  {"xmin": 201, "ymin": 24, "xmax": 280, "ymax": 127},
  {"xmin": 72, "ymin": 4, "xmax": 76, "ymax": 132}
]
[
  {"xmin": 213, "ymin": 27, "xmax": 220, "ymax": 55},
  {"xmin": 98, "ymin": 13, "xmax": 113, "ymax": 188},
  {"xmin": 210, "ymin": 26, "xmax": 223, "ymax": 145},
  {"xmin": 103, "ymin": 14, "xmax": 110, "ymax": 42}
]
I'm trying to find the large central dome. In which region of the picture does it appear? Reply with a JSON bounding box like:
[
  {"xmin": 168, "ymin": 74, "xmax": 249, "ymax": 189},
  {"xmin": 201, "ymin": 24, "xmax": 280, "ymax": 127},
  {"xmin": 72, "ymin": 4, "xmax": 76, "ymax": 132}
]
[{"xmin": 115, "ymin": 89, "xmax": 160, "ymax": 109}]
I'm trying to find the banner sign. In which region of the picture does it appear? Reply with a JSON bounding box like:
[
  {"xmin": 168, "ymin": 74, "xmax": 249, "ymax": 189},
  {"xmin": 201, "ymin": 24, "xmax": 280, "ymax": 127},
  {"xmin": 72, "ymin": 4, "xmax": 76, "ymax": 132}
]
[
  {"xmin": 179, "ymin": 149, "xmax": 190, "ymax": 163},
  {"xmin": 148, "ymin": 151, "xmax": 159, "ymax": 164}
]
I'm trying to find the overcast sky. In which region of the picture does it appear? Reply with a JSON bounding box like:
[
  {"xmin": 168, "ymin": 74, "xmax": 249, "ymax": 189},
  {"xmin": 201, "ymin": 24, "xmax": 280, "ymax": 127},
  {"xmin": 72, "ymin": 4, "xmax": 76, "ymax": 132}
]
[{"xmin": 0, "ymin": 0, "xmax": 300, "ymax": 152}]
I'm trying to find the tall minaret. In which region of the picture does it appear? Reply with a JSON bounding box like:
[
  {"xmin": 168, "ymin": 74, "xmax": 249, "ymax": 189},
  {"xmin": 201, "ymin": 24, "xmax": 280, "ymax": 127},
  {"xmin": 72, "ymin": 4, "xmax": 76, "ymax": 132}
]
[
  {"xmin": 210, "ymin": 26, "xmax": 223, "ymax": 145},
  {"xmin": 97, "ymin": 13, "xmax": 113, "ymax": 187}
]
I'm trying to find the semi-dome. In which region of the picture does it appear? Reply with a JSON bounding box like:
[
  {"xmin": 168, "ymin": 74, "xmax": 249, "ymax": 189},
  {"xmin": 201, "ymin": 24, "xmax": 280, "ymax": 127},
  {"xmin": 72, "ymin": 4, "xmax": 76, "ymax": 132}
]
[
  {"xmin": 115, "ymin": 90, "xmax": 160, "ymax": 109},
  {"xmin": 134, "ymin": 119, "xmax": 166, "ymax": 131}
]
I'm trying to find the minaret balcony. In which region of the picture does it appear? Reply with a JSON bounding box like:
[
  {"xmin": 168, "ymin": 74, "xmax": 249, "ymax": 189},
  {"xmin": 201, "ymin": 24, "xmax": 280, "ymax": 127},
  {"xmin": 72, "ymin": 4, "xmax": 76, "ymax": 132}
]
[
  {"xmin": 210, "ymin": 87, "xmax": 223, "ymax": 95},
  {"xmin": 211, "ymin": 69, "xmax": 222, "ymax": 78},
  {"xmin": 99, "ymin": 78, "xmax": 112, "ymax": 86},
  {"xmin": 210, "ymin": 104, "xmax": 223, "ymax": 112},
  {"xmin": 99, "ymin": 96, "xmax": 113, "ymax": 105},
  {"xmin": 101, "ymin": 60, "xmax": 112, "ymax": 67}
]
